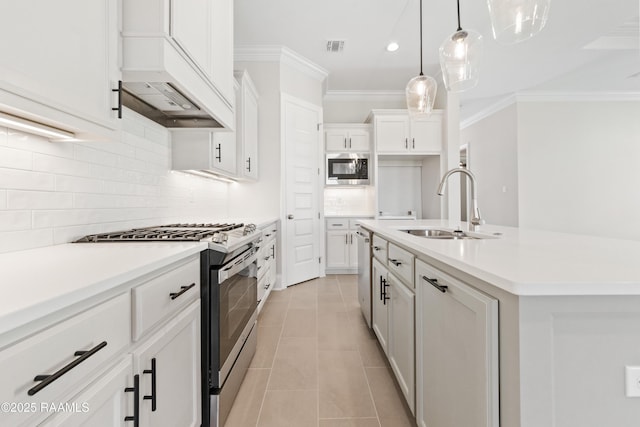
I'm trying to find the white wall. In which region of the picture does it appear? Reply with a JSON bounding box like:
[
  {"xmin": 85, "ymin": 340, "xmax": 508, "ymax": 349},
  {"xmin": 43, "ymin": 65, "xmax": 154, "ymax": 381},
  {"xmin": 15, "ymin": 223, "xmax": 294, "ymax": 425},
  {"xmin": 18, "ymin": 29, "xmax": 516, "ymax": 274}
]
[
  {"xmin": 323, "ymin": 92, "xmax": 405, "ymax": 123},
  {"xmin": 0, "ymin": 109, "xmax": 229, "ymax": 254},
  {"xmin": 517, "ymin": 100, "xmax": 640, "ymax": 240},
  {"xmin": 461, "ymin": 103, "xmax": 519, "ymax": 227}
]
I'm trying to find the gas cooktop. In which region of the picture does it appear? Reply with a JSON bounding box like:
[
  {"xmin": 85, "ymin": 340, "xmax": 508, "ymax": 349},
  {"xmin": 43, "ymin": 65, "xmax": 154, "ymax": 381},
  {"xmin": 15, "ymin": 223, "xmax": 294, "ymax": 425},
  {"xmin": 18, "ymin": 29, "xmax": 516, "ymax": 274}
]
[{"xmin": 74, "ymin": 222, "xmax": 260, "ymax": 253}]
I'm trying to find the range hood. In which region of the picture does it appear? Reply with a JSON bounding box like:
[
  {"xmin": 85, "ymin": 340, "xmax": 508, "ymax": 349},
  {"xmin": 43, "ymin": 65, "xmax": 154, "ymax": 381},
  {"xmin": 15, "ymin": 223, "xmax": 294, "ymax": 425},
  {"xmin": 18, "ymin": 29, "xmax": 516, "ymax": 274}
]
[{"xmin": 122, "ymin": 82, "xmax": 222, "ymax": 129}]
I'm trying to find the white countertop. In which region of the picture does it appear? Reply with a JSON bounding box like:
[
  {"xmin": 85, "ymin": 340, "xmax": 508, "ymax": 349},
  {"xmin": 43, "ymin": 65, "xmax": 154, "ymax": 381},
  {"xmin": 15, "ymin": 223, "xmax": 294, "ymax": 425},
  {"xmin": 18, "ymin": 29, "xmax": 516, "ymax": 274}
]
[
  {"xmin": 0, "ymin": 242, "xmax": 207, "ymax": 337},
  {"xmin": 358, "ymin": 219, "xmax": 640, "ymax": 296}
]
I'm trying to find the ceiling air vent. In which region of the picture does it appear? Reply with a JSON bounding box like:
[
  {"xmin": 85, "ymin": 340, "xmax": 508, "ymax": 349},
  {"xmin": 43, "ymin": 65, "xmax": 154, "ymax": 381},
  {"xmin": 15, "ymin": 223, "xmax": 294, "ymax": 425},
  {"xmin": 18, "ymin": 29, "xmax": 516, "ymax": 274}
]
[{"xmin": 326, "ymin": 40, "xmax": 345, "ymax": 52}]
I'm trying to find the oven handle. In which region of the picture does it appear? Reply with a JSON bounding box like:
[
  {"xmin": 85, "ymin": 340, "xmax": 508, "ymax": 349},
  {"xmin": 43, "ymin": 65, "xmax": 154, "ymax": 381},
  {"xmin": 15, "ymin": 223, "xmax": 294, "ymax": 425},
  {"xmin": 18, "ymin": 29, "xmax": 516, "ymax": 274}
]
[{"xmin": 218, "ymin": 249, "xmax": 258, "ymax": 284}]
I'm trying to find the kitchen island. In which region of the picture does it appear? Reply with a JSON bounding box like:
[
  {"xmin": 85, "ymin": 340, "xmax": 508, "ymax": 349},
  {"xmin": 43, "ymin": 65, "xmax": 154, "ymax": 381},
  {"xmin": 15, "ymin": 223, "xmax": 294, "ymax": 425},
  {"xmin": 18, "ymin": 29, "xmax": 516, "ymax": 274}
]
[{"xmin": 358, "ymin": 219, "xmax": 640, "ymax": 427}]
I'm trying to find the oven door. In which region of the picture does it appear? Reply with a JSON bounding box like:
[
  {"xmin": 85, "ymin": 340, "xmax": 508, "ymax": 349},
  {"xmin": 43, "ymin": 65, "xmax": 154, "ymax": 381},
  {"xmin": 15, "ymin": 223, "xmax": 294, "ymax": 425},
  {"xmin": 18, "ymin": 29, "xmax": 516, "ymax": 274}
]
[{"xmin": 217, "ymin": 248, "xmax": 258, "ymax": 386}]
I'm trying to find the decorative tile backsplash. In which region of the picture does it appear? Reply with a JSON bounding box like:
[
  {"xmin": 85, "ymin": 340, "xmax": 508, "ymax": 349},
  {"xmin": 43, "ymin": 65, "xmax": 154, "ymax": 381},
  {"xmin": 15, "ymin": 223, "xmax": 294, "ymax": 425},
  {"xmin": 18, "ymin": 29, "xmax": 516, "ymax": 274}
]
[{"xmin": 0, "ymin": 113, "xmax": 229, "ymax": 254}]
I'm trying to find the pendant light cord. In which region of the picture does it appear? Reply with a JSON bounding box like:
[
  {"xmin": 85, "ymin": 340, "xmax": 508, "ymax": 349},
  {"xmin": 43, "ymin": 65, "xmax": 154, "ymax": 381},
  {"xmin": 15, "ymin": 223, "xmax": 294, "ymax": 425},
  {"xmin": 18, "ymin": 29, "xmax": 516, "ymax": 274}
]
[
  {"xmin": 456, "ymin": 0, "xmax": 462, "ymax": 31},
  {"xmin": 419, "ymin": 0, "xmax": 423, "ymax": 76}
]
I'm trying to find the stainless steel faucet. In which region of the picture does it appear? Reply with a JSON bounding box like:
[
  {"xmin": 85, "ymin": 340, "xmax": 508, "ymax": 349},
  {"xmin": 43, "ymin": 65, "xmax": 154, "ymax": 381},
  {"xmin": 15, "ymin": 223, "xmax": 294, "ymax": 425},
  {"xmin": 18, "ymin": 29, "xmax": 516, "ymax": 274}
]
[{"xmin": 437, "ymin": 167, "xmax": 484, "ymax": 230}]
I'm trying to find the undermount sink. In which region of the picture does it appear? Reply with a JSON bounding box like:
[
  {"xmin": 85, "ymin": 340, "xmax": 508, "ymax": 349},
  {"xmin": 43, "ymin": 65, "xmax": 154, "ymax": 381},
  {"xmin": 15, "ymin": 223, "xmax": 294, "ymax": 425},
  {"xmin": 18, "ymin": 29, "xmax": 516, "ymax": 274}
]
[{"xmin": 401, "ymin": 228, "xmax": 499, "ymax": 240}]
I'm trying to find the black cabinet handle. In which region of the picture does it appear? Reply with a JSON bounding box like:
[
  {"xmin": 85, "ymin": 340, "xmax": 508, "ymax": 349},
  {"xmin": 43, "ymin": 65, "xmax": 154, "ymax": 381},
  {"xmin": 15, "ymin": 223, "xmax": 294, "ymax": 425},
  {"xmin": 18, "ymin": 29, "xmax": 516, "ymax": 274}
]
[
  {"xmin": 271, "ymin": 245, "xmax": 275, "ymax": 258},
  {"xmin": 112, "ymin": 80, "xmax": 122, "ymax": 119},
  {"xmin": 373, "ymin": 246, "xmax": 381, "ymax": 251},
  {"xmin": 405, "ymin": 138, "xmax": 408, "ymax": 149},
  {"xmin": 143, "ymin": 358, "xmax": 157, "ymax": 411},
  {"xmin": 422, "ymin": 275, "xmax": 448, "ymax": 293},
  {"xmin": 382, "ymin": 278, "xmax": 390, "ymax": 305},
  {"xmin": 389, "ymin": 259, "xmax": 402, "ymax": 267},
  {"xmin": 215, "ymin": 144, "xmax": 222, "ymax": 162},
  {"xmin": 349, "ymin": 137, "xmax": 352, "ymax": 148},
  {"xmin": 412, "ymin": 138, "xmax": 415, "ymax": 149},
  {"xmin": 379, "ymin": 275, "xmax": 384, "ymax": 301},
  {"xmin": 28, "ymin": 341, "xmax": 108, "ymax": 396},
  {"xmin": 344, "ymin": 137, "xmax": 347, "ymax": 148},
  {"xmin": 124, "ymin": 374, "xmax": 140, "ymax": 426},
  {"xmin": 246, "ymin": 157, "xmax": 251, "ymax": 172},
  {"xmin": 169, "ymin": 283, "xmax": 195, "ymax": 300}
]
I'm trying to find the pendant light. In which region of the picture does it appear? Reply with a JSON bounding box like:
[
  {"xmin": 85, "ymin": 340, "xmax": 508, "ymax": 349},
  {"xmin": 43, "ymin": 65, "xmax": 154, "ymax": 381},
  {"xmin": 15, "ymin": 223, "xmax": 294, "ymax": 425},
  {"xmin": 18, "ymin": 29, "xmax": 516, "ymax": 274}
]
[
  {"xmin": 487, "ymin": 0, "xmax": 551, "ymax": 44},
  {"xmin": 406, "ymin": 0, "xmax": 437, "ymax": 117},
  {"xmin": 439, "ymin": 0, "xmax": 483, "ymax": 92}
]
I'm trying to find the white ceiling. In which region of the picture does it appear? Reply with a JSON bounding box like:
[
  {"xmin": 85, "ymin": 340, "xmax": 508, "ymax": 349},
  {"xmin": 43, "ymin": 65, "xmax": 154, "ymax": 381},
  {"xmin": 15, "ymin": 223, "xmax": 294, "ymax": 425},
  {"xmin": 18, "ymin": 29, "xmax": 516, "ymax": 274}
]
[{"xmin": 234, "ymin": 0, "xmax": 640, "ymax": 116}]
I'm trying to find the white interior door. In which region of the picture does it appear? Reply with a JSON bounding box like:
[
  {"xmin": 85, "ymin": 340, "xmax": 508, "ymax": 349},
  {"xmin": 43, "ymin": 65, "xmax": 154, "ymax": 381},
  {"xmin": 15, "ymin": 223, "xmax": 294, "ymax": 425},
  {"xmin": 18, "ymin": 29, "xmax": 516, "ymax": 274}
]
[{"xmin": 283, "ymin": 96, "xmax": 321, "ymax": 286}]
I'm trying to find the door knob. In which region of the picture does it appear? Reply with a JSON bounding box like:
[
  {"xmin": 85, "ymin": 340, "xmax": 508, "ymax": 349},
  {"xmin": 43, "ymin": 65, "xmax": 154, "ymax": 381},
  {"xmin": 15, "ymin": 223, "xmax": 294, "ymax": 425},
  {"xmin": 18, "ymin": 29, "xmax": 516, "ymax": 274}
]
[{"xmin": 287, "ymin": 214, "xmax": 294, "ymax": 220}]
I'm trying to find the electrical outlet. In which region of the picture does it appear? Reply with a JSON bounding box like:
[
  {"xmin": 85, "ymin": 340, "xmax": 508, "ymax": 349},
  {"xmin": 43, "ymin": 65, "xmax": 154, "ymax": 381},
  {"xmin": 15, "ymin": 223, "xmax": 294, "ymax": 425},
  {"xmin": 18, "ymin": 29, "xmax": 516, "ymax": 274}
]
[{"xmin": 625, "ymin": 366, "xmax": 640, "ymax": 397}]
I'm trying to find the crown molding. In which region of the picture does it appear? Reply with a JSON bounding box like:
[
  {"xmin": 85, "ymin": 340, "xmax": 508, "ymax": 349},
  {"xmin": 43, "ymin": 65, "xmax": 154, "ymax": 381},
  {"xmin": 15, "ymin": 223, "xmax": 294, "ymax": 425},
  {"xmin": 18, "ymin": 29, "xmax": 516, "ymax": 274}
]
[
  {"xmin": 460, "ymin": 95, "xmax": 516, "ymax": 129},
  {"xmin": 516, "ymin": 91, "xmax": 640, "ymax": 103},
  {"xmin": 324, "ymin": 90, "xmax": 405, "ymax": 102},
  {"xmin": 234, "ymin": 45, "xmax": 328, "ymax": 82}
]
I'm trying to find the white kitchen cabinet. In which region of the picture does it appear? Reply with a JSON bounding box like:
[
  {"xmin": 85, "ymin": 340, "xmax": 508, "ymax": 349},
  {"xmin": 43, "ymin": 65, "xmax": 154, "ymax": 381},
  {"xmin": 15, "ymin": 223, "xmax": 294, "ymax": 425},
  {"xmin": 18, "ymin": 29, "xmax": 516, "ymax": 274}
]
[
  {"xmin": 257, "ymin": 222, "xmax": 278, "ymax": 310},
  {"xmin": 234, "ymin": 70, "xmax": 260, "ymax": 181},
  {"xmin": 387, "ymin": 272, "xmax": 415, "ymax": 414},
  {"xmin": 372, "ymin": 234, "xmax": 389, "ymax": 264},
  {"xmin": 325, "ymin": 124, "xmax": 371, "ymax": 152},
  {"xmin": 133, "ymin": 301, "xmax": 201, "ymax": 427},
  {"xmin": 370, "ymin": 110, "xmax": 442, "ymax": 154},
  {"xmin": 172, "ymin": 129, "xmax": 237, "ymax": 176},
  {"xmin": 43, "ymin": 356, "xmax": 134, "ymax": 427},
  {"xmin": 122, "ymin": 0, "xmax": 235, "ymax": 128},
  {"xmin": 416, "ymin": 259, "xmax": 499, "ymax": 427},
  {"xmin": 371, "ymin": 258, "xmax": 390, "ymax": 355},
  {"xmin": 0, "ymin": 0, "xmax": 121, "ymax": 140},
  {"xmin": 325, "ymin": 218, "xmax": 366, "ymax": 273}
]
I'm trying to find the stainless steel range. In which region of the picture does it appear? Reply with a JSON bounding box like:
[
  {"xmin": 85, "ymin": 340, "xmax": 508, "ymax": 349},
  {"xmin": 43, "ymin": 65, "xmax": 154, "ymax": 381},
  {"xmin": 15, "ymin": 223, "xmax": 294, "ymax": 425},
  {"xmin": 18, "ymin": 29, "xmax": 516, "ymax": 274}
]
[{"xmin": 75, "ymin": 222, "xmax": 261, "ymax": 427}]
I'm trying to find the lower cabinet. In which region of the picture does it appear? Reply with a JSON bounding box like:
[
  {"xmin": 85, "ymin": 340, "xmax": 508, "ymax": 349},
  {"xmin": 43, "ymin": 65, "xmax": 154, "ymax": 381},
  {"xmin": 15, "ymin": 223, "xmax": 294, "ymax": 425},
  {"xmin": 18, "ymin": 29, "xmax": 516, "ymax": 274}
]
[
  {"xmin": 43, "ymin": 356, "xmax": 133, "ymax": 427},
  {"xmin": 133, "ymin": 301, "xmax": 201, "ymax": 427},
  {"xmin": 258, "ymin": 221, "xmax": 278, "ymax": 310},
  {"xmin": 371, "ymin": 258, "xmax": 389, "ymax": 353},
  {"xmin": 416, "ymin": 259, "xmax": 499, "ymax": 427},
  {"xmin": 326, "ymin": 218, "xmax": 371, "ymax": 274}
]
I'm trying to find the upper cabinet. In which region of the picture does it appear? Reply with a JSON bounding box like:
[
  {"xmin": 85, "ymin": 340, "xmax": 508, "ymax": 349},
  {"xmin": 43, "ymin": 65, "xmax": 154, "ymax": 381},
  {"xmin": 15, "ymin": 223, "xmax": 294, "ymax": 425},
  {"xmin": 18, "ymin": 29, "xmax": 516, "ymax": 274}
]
[
  {"xmin": 234, "ymin": 70, "xmax": 259, "ymax": 181},
  {"xmin": 122, "ymin": 0, "xmax": 235, "ymax": 129},
  {"xmin": 369, "ymin": 110, "xmax": 443, "ymax": 155},
  {"xmin": 325, "ymin": 124, "xmax": 371, "ymax": 152},
  {"xmin": 0, "ymin": 0, "xmax": 121, "ymax": 141}
]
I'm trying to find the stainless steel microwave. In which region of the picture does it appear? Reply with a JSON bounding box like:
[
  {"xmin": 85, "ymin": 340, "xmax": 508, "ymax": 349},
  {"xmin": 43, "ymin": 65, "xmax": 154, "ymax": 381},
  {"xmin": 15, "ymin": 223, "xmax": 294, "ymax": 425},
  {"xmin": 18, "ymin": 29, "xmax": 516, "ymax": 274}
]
[{"xmin": 326, "ymin": 153, "xmax": 370, "ymax": 185}]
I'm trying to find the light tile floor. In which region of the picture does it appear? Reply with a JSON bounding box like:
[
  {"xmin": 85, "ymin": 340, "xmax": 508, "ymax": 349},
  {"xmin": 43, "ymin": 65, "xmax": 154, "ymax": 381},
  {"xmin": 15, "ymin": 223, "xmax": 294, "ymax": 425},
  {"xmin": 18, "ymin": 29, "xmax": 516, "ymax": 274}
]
[{"xmin": 225, "ymin": 275, "xmax": 416, "ymax": 427}]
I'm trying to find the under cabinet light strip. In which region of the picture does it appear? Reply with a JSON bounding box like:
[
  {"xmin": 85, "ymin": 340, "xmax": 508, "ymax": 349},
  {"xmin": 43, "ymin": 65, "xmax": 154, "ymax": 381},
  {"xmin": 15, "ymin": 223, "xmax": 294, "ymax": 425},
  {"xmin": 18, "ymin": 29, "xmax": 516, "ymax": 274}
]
[{"xmin": 0, "ymin": 111, "xmax": 75, "ymax": 141}]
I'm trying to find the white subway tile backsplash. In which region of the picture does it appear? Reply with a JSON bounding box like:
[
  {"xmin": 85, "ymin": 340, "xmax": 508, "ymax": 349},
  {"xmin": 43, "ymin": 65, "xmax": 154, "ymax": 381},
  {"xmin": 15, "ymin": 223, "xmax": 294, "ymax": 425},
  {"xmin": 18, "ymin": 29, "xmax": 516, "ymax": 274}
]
[
  {"xmin": 7, "ymin": 190, "xmax": 73, "ymax": 210},
  {"xmin": 0, "ymin": 111, "xmax": 230, "ymax": 253},
  {"xmin": 33, "ymin": 153, "xmax": 92, "ymax": 177},
  {"xmin": 0, "ymin": 211, "xmax": 31, "ymax": 231},
  {"xmin": 0, "ymin": 168, "xmax": 56, "ymax": 191},
  {"xmin": 0, "ymin": 146, "xmax": 32, "ymax": 170}
]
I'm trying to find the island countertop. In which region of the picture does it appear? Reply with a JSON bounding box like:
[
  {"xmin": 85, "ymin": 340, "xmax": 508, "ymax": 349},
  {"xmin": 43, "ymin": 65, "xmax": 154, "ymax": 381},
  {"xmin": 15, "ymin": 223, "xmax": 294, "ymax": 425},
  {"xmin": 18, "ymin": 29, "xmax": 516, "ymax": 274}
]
[{"xmin": 358, "ymin": 219, "xmax": 640, "ymax": 296}]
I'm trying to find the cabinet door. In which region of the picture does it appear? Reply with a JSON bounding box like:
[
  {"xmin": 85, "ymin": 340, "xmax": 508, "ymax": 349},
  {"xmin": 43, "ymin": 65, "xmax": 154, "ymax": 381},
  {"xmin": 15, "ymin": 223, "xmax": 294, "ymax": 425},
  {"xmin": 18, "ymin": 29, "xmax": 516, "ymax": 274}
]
[
  {"xmin": 325, "ymin": 129, "xmax": 349, "ymax": 151},
  {"xmin": 170, "ymin": 0, "xmax": 210, "ymax": 76},
  {"xmin": 210, "ymin": 0, "xmax": 235, "ymax": 104},
  {"xmin": 326, "ymin": 231, "xmax": 349, "ymax": 269},
  {"xmin": 211, "ymin": 130, "xmax": 237, "ymax": 175},
  {"xmin": 371, "ymin": 259, "xmax": 389, "ymax": 354},
  {"xmin": 242, "ymin": 83, "xmax": 259, "ymax": 180},
  {"xmin": 348, "ymin": 129, "xmax": 370, "ymax": 151},
  {"xmin": 388, "ymin": 274, "xmax": 415, "ymax": 414},
  {"xmin": 410, "ymin": 116, "xmax": 442, "ymax": 153},
  {"xmin": 416, "ymin": 263, "xmax": 499, "ymax": 427},
  {"xmin": 44, "ymin": 357, "xmax": 133, "ymax": 427},
  {"xmin": 348, "ymin": 231, "xmax": 358, "ymax": 268},
  {"xmin": 134, "ymin": 302, "xmax": 201, "ymax": 427},
  {"xmin": 0, "ymin": 0, "xmax": 120, "ymax": 135},
  {"xmin": 375, "ymin": 116, "xmax": 409, "ymax": 153}
]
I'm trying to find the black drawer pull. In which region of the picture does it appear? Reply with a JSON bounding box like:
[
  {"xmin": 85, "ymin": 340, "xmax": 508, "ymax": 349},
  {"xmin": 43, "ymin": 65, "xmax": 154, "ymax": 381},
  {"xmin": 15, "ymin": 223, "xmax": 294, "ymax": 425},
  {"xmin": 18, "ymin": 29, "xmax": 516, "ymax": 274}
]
[
  {"xmin": 143, "ymin": 358, "xmax": 157, "ymax": 411},
  {"xmin": 215, "ymin": 143, "xmax": 222, "ymax": 162},
  {"xmin": 170, "ymin": 282, "xmax": 195, "ymax": 300},
  {"xmin": 422, "ymin": 275, "xmax": 448, "ymax": 293},
  {"xmin": 382, "ymin": 278, "xmax": 390, "ymax": 305},
  {"xmin": 389, "ymin": 259, "xmax": 402, "ymax": 267},
  {"xmin": 28, "ymin": 341, "xmax": 108, "ymax": 396},
  {"xmin": 246, "ymin": 156, "xmax": 251, "ymax": 172},
  {"xmin": 124, "ymin": 374, "xmax": 140, "ymax": 426},
  {"xmin": 373, "ymin": 246, "xmax": 381, "ymax": 251}
]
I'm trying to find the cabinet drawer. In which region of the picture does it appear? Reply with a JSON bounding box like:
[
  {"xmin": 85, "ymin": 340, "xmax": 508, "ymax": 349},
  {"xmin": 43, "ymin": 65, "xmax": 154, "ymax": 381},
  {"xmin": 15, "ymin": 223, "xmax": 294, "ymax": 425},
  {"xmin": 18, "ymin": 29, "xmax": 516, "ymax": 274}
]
[
  {"xmin": 372, "ymin": 235, "xmax": 388, "ymax": 264},
  {"xmin": 262, "ymin": 224, "xmax": 277, "ymax": 241},
  {"xmin": 349, "ymin": 218, "xmax": 371, "ymax": 229},
  {"xmin": 388, "ymin": 244, "xmax": 415, "ymax": 288},
  {"xmin": 0, "ymin": 293, "xmax": 130, "ymax": 426},
  {"xmin": 132, "ymin": 257, "xmax": 200, "ymax": 341},
  {"xmin": 326, "ymin": 219, "xmax": 349, "ymax": 230}
]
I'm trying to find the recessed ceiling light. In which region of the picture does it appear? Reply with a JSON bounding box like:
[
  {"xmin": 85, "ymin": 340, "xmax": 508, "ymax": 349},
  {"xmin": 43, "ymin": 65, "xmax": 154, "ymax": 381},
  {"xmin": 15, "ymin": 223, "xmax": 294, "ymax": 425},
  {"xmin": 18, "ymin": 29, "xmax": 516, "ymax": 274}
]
[{"xmin": 386, "ymin": 42, "xmax": 399, "ymax": 52}]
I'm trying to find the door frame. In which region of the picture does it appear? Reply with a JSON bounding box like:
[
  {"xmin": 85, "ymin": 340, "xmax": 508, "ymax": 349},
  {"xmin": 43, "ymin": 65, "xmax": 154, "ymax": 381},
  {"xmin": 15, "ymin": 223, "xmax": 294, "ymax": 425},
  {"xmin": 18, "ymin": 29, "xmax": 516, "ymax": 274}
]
[{"xmin": 279, "ymin": 93, "xmax": 325, "ymax": 288}]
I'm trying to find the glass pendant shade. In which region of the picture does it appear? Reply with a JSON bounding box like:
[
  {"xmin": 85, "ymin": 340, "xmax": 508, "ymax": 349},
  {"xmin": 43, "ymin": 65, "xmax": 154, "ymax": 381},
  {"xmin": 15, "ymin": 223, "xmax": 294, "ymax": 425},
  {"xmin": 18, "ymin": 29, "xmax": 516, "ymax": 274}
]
[
  {"xmin": 439, "ymin": 29, "xmax": 483, "ymax": 92},
  {"xmin": 406, "ymin": 74, "xmax": 437, "ymax": 117},
  {"xmin": 487, "ymin": 0, "xmax": 551, "ymax": 44}
]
